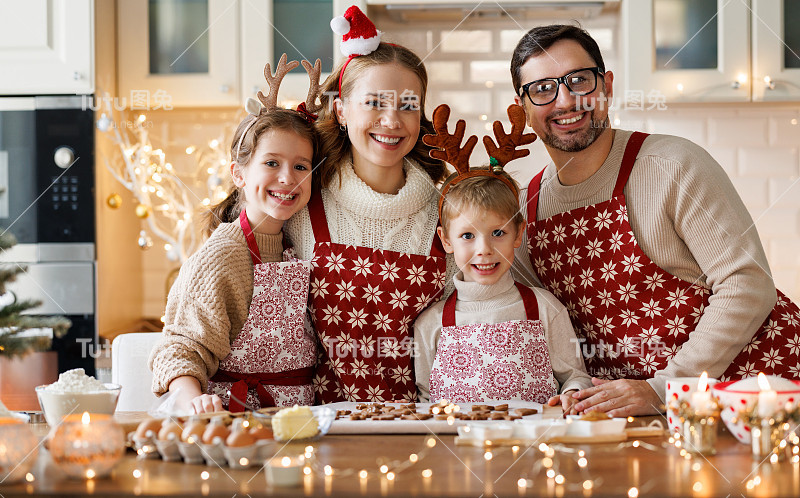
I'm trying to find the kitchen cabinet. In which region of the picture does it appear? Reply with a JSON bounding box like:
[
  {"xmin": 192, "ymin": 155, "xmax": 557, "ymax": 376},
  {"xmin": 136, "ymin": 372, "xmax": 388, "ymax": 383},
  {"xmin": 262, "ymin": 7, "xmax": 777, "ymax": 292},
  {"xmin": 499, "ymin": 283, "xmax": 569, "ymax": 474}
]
[
  {"xmin": 118, "ymin": 0, "xmax": 337, "ymax": 108},
  {"xmin": 622, "ymin": 0, "xmax": 800, "ymax": 104},
  {"xmin": 0, "ymin": 0, "xmax": 94, "ymax": 95},
  {"xmin": 117, "ymin": 0, "xmax": 239, "ymax": 107}
]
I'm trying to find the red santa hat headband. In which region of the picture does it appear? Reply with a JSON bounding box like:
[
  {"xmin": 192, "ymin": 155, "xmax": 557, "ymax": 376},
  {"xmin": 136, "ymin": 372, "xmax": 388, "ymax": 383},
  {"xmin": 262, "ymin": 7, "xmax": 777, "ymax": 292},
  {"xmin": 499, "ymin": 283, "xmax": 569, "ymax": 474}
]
[
  {"xmin": 423, "ymin": 104, "xmax": 537, "ymax": 217},
  {"xmin": 331, "ymin": 5, "xmax": 382, "ymax": 98}
]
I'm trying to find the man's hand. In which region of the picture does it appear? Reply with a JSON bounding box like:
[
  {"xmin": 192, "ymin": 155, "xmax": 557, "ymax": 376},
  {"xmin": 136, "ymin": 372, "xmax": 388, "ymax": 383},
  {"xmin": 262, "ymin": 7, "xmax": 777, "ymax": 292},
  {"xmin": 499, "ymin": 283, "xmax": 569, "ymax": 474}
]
[{"xmin": 572, "ymin": 378, "xmax": 663, "ymax": 417}]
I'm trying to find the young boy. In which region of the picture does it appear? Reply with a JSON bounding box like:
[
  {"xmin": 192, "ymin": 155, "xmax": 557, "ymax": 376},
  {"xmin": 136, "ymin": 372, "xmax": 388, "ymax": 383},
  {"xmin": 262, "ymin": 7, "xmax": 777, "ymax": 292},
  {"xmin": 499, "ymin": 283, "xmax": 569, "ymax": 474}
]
[{"xmin": 414, "ymin": 106, "xmax": 592, "ymax": 411}]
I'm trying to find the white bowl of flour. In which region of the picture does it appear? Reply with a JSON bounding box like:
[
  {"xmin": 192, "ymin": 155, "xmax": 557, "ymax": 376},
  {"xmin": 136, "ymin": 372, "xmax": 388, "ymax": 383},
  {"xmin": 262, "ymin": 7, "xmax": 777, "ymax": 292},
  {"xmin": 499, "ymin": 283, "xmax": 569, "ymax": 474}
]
[{"xmin": 35, "ymin": 369, "xmax": 121, "ymax": 427}]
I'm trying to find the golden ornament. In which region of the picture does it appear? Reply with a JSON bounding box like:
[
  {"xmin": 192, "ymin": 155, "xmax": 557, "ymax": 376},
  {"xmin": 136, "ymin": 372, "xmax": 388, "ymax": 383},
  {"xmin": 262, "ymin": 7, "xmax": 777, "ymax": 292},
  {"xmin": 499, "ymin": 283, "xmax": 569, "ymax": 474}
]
[
  {"xmin": 106, "ymin": 193, "xmax": 122, "ymax": 209},
  {"xmin": 135, "ymin": 204, "xmax": 150, "ymax": 218}
]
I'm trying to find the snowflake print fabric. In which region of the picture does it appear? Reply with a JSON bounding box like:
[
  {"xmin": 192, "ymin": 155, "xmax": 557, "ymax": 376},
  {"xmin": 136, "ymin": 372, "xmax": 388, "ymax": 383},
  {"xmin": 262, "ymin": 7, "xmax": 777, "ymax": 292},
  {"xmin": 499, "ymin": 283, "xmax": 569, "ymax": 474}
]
[
  {"xmin": 526, "ymin": 132, "xmax": 800, "ymax": 382},
  {"xmin": 208, "ymin": 248, "xmax": 316, "ymax": 409},
  {"xmin": 310, "ymin": 240, "xmax": 446, "ymax": 403},
  {"xmin": 429, "ymin": 319, "xmax": 557, "ymax": 404}
]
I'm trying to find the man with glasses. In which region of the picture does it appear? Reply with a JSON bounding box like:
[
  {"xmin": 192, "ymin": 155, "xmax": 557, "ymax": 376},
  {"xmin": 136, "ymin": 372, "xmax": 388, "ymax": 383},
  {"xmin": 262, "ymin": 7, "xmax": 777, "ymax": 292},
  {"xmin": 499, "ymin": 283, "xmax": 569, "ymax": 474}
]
[{"xmin": 510, "ymin": 24, "xmax": 800, "ymax": 416}]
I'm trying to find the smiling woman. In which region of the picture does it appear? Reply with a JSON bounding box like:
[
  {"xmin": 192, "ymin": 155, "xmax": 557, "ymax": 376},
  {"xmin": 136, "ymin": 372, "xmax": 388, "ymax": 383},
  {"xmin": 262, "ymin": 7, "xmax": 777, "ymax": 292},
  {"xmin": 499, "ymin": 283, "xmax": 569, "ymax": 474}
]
[{"xmin": 283, "ymin": 6, "xmax": 457, "ymax": 404}]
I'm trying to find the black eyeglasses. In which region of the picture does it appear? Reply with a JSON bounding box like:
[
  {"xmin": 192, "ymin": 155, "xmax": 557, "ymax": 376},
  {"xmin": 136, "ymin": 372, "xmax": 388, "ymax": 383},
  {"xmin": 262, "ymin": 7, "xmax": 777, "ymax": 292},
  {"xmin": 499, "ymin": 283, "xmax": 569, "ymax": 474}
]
[{"xmin": 519, "ymin": 67, "xmax": 605, "ymax": 106}]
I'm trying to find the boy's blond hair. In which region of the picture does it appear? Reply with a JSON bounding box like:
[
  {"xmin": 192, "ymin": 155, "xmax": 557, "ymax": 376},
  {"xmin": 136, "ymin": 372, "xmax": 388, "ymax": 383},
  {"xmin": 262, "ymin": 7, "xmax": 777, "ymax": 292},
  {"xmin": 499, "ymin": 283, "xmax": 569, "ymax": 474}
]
[{"xmin": 439, "ymin": 170, "xmax": 524, "ymax": 234}]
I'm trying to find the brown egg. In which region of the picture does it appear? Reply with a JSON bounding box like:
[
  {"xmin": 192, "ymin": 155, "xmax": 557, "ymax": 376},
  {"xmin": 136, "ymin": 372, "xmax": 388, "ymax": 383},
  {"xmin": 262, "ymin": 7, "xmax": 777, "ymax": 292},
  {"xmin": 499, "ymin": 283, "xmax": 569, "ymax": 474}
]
[
  {"xmin": 226, "ymin": 430, "xmax": 255, "ymax": 447},
  {"xmin": 135, "ymin": 418, "xmax": 162, "ymax": 439},
  {"xmin": 202, "ymin": 422, "xmax": 230, "ymax": 445},
  {"xmin": 157, "ymin": 420, "xmax": 183, "ymax": 441},
  {"xmin": 181, "ymin": 419, "xmax": 207, "ymax": 443},
  {"xmin": 249, "ymin": 424, "xmax": 273, "ymax": 440}
]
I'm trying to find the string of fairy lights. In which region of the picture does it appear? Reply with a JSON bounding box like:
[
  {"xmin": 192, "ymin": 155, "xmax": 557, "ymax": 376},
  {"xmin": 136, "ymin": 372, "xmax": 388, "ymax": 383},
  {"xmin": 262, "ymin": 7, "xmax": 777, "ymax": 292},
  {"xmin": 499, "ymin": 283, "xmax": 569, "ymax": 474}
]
[{"xmin": 97, "ymin": 96, "xmax": 234, "ymax": 264}]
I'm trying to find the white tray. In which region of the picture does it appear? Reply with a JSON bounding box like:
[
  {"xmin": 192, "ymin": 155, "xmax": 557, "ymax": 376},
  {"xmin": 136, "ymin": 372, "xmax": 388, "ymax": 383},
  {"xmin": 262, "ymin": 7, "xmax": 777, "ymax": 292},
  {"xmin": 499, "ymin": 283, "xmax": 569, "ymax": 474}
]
[{"xmin": 324, "ymin": 401, "xmax": 546, "ymax": 434}]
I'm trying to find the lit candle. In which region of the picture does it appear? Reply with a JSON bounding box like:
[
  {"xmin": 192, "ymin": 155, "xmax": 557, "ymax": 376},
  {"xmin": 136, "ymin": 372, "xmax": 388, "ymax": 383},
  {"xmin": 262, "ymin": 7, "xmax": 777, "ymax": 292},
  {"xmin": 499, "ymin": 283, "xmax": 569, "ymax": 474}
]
[
  {"xmin": 691, "ymin": 372, "xmax": 712, "ymax": 414},
  {"xmin": 266, "ymin": 456, "xmax": 303, "ymax": 487},
  {"xmin": 49, "ymin": 412, "xmax": 125, "ymax": 479},
  {"xmin": 757, "ymin": 373, "xmax": 778, "ymax": 418}
]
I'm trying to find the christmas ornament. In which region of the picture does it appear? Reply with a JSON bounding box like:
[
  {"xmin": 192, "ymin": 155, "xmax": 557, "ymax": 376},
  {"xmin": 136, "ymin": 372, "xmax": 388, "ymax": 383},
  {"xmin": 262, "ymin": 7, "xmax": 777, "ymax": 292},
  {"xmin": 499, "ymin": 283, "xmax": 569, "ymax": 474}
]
[
  {"xmin": 138, "ymin": 230, "xmax": 153, "ymax": 250},
  {"xmin": 106, "ymin": 193, "xmax": 122, "ymax": 209},
  {"xmin": 135, "ymin": 204, "xmax": 150, "ymax": 219}
]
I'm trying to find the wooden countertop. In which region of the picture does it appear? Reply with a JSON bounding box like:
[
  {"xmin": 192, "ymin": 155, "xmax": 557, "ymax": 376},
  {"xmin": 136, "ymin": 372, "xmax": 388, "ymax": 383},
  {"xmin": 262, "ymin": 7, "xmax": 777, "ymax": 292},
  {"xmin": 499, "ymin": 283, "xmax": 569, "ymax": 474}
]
[{"xmin": 6, "ymin": 414, "xmax": 799, "ymax": 497}]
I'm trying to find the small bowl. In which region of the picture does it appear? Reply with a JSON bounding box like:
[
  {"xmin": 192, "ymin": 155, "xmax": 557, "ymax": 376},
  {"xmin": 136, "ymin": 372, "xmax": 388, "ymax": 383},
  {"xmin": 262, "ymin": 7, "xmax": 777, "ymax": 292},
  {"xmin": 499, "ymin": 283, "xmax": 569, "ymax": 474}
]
[
  {"xmin": 254, "ymin": 406, "xmax": 335, "ymax": 443},
  {"xmin": 458, "ymin": 422, "xmax": 514, "ymax": 441},
  {"xmin": 565, "ymin": 416, "xmax": 627, "ymax": 437},
  {"xmin": 712, "ymin": 378, "xmax": 800, "ymax": 444},
  {"xmin": 35, "ymin": 383, "xmax": 121, "ymax": 427},
  {"xmin": 513, "ymin": 419, "xmax": 568, "ymax": 440}
]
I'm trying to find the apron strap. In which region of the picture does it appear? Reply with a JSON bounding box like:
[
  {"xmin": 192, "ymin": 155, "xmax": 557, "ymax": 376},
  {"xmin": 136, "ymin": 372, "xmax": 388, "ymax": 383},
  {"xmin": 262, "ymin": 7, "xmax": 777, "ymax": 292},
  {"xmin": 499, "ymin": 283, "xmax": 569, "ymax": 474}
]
[
  {"xmin": 441, "ymin": 282, "xmax": 540, "ymax": 327},
  {"xmin": 307, "ymin": 189, "xmax": 332, "ymax": 244},
  {"xmin": 441, "ymin": 290, "xmax": 458, "ymax": 328},
  {"xmin": 526, "ymin": 167, "xmax": 547, "ymax": 227},
  {"xmin": 430, "ymin": 227, "xmax": 446, "ymax": 259},
  {"xmin": 239, "ymin": 209, "xmax": 262, "ymax": 266},
  {"xmin": 210, "ymin": 366, "xmax": 315, "ymax": 413},
  {"xmin": 514, "ymin": 282, "xmax": 540, "ymax": 321},
  {"xmin": 612, "ymin": 131, "xmax": 649, "ymax": 197}
]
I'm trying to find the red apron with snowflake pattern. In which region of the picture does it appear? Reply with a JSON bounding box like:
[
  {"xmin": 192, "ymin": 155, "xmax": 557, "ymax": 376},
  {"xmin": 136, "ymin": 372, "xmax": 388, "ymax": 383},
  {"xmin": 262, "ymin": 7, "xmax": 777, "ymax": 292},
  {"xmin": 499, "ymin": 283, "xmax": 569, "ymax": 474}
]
[
  {"xmin": 526, "ymin": 131, "xmax": 800, "ymax": 382},
  {"xmin": 429, "ymin": 282, "xmax": 558, "ymax": 403},
  {"xmin": 207, "ymin": 210, "xmax": 316, "ymax": 412},
  {"xmin": 307, "ymin": 191, "xmax": 447, "ymax": 402}
]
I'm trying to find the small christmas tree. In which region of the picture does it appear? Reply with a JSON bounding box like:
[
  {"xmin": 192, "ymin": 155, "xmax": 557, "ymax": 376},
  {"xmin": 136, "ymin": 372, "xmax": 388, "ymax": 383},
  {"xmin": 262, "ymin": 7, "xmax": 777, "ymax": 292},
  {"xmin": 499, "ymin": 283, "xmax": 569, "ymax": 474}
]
[{"xmin": 0, "ymin": 230, "xmax": 70, "ymax": 358}]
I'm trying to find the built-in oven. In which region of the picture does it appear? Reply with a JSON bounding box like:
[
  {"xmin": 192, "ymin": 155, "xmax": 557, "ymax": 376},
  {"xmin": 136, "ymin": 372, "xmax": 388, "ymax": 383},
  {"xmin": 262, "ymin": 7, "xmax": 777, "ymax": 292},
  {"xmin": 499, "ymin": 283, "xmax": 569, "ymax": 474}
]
[{"xmin": 0, "ymin": 95, "xmax": 96, "ymax": 376}]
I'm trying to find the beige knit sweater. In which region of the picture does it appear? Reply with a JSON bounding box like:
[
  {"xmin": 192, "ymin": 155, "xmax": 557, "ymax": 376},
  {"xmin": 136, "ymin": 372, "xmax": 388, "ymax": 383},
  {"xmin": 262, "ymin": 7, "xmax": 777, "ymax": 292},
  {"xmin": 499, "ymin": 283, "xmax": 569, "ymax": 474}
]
[
  {"xmin": 149, "ymin": 222, "xmax": 285, "ymax": 395},
  {"xmin": 513, "ymin": 129, "xmax": 776, "ymax": 401},
  {"xmin": 414, "ymin": 271, "xmax": 592, "ymax": 402}
]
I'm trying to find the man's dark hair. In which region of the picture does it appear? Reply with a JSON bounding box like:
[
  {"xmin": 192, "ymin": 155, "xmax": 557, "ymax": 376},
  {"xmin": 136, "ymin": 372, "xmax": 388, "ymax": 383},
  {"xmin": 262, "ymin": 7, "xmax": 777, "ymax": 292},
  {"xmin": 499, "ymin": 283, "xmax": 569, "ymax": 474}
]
[{"xmin": 510, "ymin": 24, "xmax": 606, "ymax": 95}]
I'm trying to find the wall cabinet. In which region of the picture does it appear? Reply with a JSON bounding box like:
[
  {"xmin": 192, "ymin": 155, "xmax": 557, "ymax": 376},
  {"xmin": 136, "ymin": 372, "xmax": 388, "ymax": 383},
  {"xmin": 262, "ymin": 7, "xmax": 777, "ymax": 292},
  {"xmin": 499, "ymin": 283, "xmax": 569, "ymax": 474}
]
[
  {"xmin": 623, "ymin": 0, "xmax": 800, "ymax": 104},
  {"xmin": 118, "ymin": 0, "xmax": 338, "ymax": 108},
  {"xmin": 0, "ymin": 0, "xmax": 94, "ymax": 95}
]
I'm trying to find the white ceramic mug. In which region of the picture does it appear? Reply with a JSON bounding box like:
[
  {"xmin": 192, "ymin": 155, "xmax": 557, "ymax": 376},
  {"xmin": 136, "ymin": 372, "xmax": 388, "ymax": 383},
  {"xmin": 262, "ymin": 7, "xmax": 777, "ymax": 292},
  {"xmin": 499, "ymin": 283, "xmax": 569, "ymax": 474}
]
[{"xmin": 665, "ymin": 376, "xmax": 719, "ymax": 434}]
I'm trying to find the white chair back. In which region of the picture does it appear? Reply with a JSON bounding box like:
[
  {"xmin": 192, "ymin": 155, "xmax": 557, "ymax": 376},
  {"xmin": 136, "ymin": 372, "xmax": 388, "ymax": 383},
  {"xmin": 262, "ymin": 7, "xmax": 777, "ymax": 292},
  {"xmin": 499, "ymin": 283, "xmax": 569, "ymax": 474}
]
[{"xmin": 111, "ymin": 332, "xmax": 161, "ymax": 412}]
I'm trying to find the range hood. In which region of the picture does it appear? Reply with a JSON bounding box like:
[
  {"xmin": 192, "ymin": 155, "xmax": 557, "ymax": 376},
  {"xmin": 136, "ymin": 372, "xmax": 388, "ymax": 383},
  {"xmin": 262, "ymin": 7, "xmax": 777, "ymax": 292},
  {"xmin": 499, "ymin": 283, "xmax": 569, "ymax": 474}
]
[{"xmin": 367, "ymin": 0, "xmax": 620, "ymax": 22}]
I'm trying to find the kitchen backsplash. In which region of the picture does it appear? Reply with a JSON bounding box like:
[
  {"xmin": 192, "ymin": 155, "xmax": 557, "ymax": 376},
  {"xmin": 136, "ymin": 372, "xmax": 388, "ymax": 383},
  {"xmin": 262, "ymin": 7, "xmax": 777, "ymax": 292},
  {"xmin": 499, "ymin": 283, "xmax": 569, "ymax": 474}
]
[{"xmin": 135, "ymin": 16, "xmax": 800, "ymax": 317}]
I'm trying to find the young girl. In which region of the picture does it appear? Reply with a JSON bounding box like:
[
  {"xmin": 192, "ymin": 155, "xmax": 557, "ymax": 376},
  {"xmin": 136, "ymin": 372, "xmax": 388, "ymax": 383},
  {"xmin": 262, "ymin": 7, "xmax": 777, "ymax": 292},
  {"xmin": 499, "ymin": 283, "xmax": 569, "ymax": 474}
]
[
  {"xmin": 414, "ymin": 105, "xmax": 591, "ymax": 411},
  {"xmin": 149, "ymin": 57, "xmax": 322, "ymax": 414},
  {"xmin": 284, "ymin": 6, "xmax": 457, "ymax": 403}
]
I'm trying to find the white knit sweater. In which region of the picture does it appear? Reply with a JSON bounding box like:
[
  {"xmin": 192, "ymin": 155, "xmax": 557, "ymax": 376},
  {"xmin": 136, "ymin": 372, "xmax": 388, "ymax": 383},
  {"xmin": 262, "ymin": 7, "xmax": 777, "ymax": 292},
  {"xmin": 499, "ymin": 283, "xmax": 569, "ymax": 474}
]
[{"xmin": 284, "ymin": 159, "xmax": 457, "ymax": 293}]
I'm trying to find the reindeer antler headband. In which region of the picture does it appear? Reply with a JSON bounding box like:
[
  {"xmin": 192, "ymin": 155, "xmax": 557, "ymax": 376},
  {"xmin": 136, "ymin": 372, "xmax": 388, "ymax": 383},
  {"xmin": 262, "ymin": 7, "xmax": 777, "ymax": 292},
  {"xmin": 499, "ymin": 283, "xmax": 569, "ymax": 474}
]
[
  {"xmin": 422, "ymin": 104, "xmax": 537, "ymax": 216},
  {"xmin": 235, "ymin": 53, "xmax": 323, "ymax": 161}
]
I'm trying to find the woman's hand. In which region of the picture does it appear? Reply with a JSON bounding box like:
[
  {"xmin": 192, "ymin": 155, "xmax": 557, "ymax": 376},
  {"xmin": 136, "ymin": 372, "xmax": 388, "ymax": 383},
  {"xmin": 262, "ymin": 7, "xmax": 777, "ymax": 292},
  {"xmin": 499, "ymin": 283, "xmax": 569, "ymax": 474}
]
[
  {"xmin": 572, "ymin": 378, "xmax": 663, "ymax": 417},
  {"xmin": 547, "ymin": 389, "xmax": 580, "ymax": 416}
]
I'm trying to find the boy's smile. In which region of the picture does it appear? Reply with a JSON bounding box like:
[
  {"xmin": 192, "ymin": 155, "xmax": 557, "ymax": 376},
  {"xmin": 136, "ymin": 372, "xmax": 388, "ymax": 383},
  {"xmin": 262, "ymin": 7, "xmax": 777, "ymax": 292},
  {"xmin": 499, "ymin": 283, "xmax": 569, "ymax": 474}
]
[{"xmin": 438, "ymin": 209, "xmax": 524, "ymax": 286}]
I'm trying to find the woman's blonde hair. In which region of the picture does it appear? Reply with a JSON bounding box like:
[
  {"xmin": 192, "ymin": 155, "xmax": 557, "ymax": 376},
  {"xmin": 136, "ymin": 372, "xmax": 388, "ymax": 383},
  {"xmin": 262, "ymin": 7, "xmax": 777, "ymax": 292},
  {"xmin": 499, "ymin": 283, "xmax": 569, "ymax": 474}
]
[
  {"xmin": 315, "ymin": 42, "xmax": 445, "ymax": 188},
  {"xmin": 203, "ymin": 109, "xmax": 319, "ymax": 237},
  {"xmin": 439, "ymin": 171, "xmax": 524, "ymax": 234}
]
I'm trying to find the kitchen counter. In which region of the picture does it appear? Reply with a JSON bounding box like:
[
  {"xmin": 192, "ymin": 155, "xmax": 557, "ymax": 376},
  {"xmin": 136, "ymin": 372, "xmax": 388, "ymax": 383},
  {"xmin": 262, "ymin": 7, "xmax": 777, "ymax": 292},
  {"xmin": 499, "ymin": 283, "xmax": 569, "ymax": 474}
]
[{"xmin": 4, "ymin": 414, "xmax": 798, "ymax": 497}]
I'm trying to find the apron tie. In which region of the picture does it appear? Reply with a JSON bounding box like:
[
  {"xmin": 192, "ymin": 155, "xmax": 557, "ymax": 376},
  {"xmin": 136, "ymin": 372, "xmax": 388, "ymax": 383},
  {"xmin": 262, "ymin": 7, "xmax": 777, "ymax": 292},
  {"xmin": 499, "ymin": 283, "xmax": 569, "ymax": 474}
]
[{"xmin": 210, "ymin": 367, "xmax": 315, "ymax": 412}]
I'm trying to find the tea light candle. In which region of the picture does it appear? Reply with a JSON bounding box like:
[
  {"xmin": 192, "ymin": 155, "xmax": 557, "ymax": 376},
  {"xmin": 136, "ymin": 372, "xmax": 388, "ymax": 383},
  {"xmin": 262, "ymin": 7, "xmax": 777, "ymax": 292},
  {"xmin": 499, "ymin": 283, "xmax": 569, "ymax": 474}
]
[
  {"xmin": 691, "ymin": 372, "xmax": 712, "ymax": 414},
  {"xmin": 757, "ymin": 373, "xmax": 778, "ymax": 418},
  {"xmin": 265, "ymin": 456, "xmax": 303, "ymax": 487},
  {"xmin": 0, "ymin": 416, "xmax": 39, "ymax": 484},
  {"xmin": 49, "ymin": 412, "xmax": 125, "ymax": 479}
]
